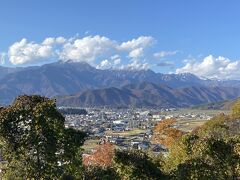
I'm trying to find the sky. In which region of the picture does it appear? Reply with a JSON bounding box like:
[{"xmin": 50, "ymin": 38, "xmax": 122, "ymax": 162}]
[{"xmin": 1, "ymin": 0, "xmax": 240, "ymax": 79}]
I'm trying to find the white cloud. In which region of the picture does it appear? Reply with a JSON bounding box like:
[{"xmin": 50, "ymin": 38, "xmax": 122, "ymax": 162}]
[
  {"xmin": 96, "ymin": 59, "xmax": 112, "ymax": 70},
  {"xmin": 119, "ymin": 60, "xmax": 149, "ymax": 71},
  {"xmin": 111, "ymin": 55, "xmax": 121, "ymax": 65},
  {"xmin": 42, "ymin": 37, "xmax": 66, "ymax": 45},
  {"xmin": 97, "ymin": 55, "xmax": 122, "ymax": 69},
  {"xmin": 42, "ymin": 37, "xmax": 55, "ymax": 45},
  {"xmin": 153, "ymin": 50, "xmax": 178, "ymax": 59},
  {"xmin": 59, "ymin": 35, "xmax": 117, "ymax": 63},
  {"xmin": 176, "ymin": 55, "xmax": 240, "ymax": 80},
  {"xmin": 56, "ymin": 37, "xmax": 66, "ymax": 44},
  {"xmin": 128, "ymin": 48, "xmax": 144, "ymax": 59},
  {"xmin": 120, "ymin": 36, "xmax": 153, "ymax": 59},
  {"xmin": 4, "ymin": 35, "xmax": 155, "ymax": 66},
  {"xmin": 110, "ymin": 54, "xmax": 120, "ymax": 60},
  {"xmin": 8, "ymin": 38, "xmax": 54, "ymax": 65},
  {"xmin": 127, "ymin": 60, "xmax": 149, "ymax": 70},
  {"xmin": 120, "ymin": 36, "xmax": 154, "ymax": 51},
  {"xmin": 113, "ymin": 58, "xmax": 121, "ymax": 65}
]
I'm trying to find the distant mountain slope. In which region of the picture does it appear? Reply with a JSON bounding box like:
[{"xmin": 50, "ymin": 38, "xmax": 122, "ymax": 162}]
[
  {"xmin": 57, "ymin": 87, "xmax": 139, "ymax": 107},
  {"xmin": 56, "ymin": 82, "xmax": 240, "ymax": 108},
  {"xmin": 0, "ymin": 66, "xmax": 23, "ymax": 79},
  {"xmin": 191, "ymin": 98, "xmax": 239, "ymax": 110},
  {"xmin": 1, "ymin": 60, "xmax": 240, "ymax": 104}
]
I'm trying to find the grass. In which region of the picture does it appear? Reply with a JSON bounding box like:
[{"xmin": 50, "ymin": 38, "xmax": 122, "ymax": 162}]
[
  {"xmin": 170, "ymin": 109, "xmax": 230, "ymax": 116},
  {"xmin": 177, "ymin": 119, "xmax": 207, "ymax": 132},
  {"xmin": 82, "ymin": 139, "xmax": 99, "ymax": 153},
  {"xmin": 166, "ymin": 109, "xmax": 230, "ymax": 132},
  {"xmin": 104, "ymin": 128, "xmax": 147, "ymax": 137}
]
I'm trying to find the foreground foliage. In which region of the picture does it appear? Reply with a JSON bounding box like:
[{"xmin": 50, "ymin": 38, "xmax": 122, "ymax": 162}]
[
  {"xmin": 0, "ymin": 95, "xmax": 86, "ymax": 179},
  {"xmin": 113, "ymin": 150, "xmax": 166, "ymax": 180},
  {"xmin": 163, "ymin": 104, "xmax": 240, "ymax": 179},
  {"xmin": 0, "ymin": 95, "xmax": 239, "ymax": 179},
  {"xmin": 85, "ymin": 100, "xmax": 240, "ymax": 180}
]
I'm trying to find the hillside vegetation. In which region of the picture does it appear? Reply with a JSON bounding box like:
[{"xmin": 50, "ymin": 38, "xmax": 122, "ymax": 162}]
[{"xmin": 0, "ymin": 95, "xmax": 239, "ymax": 179}]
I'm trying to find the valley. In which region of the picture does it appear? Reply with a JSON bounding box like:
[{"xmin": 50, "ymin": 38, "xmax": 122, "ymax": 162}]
[{"xmin": 62, "ymin": 107, "xmax": 229, "ymax": 153}]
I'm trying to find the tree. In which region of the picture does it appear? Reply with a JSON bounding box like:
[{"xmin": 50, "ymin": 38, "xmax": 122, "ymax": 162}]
[
  {"xmin": 0, "ymin": 95, "xmax": 85, "ymax": 179},
  {"xmin": 193, "ymin": 113, "xmax": 230, "ymax": 139},
  {"xmin": 61, "ymin": 128, "xmax": 86, "ymax": 178},
  {"xmin": 83, "ymin": 140, "xmax": 114, "ymax": 167},
  {"xmin": 163, "ymin": 103, "xmax": 240, "ymax": 179},
  {"xmin": 113, "ymin": 149, "xmax": 167, "ymax": 180},
  {"xmin": 171, "ymin": 137, "xmax": 240, "ymax": 179},
  {"xmin": 231, "ymin": 99, "xmax": 240, "ymax": 118},
  {"xmin": 163, "ymin": 130, "xmax": 240, "ymax": 179},
  {"xmin": 152, "ymin": 119, "xmax": 184, "ymax": 148},
  {"xmin": 82, "ymin": 166, "xmax": 119, "ymax": 180},
  {"xmin": 81, "ymin": 140, "xmax": 118, "ymax": 180},
  {"xmin": 162, "ymin": 134, "xmax": 199, "ymax": 174}
]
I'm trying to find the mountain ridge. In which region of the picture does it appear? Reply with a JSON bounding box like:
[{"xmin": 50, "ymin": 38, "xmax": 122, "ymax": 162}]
[
  {"xmin": 0, "ymin": 61, "xmax": 240, "ymax": 105},
  {"xmin": 56, "ymin": 81, "xmax": 240, "ymax": 108}
]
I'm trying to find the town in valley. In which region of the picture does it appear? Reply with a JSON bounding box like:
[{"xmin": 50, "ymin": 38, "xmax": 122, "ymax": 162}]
[{"xmin": 62, "ymin": 107, "xmax": 228, "ymax": 154}]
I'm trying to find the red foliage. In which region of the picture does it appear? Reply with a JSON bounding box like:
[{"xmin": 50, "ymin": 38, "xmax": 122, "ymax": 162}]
[{"xmin": 83, "ymin": 140, "xmax": 114, "ymax": 167}]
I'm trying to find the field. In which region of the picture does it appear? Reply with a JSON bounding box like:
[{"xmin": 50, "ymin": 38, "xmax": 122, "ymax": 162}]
[
  {"xmin": 175, "ymin": 109, "xmax": 230, "ymax": 132},
  {"xmin": 104, "ymin": 128, "xmax": 146, "ymax": 137},
  {"xmin": 82, "ymin": 139, "xmax": 100, "ymax": 153},
  {"xmin": 177, "ymin": 119, "xmax": 207, "ymax": 132},
  {"xmin": 165, "ymin": 109, "xmax": 230, "ymax": 116}
]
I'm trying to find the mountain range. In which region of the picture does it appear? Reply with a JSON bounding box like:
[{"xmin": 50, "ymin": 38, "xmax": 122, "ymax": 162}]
[
  {"xmin": 56, "ymin": 82, "xmax": 240, "ymax": 108},
  {"xmin": 0, "ymin": 60, "xmax": 240, "ymax": 107}
]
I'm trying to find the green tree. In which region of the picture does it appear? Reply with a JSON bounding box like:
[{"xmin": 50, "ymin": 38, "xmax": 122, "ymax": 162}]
[
  {"xmin": 163, "ymin": 103, "xmax": 240, "ymax": 179},
  {"xmin": 0, "ymin": 95, "xmax": 85, "ymax": 179},
  {"xmin": 171, "ymin": 137, "xmax": 240, "ymax": 180},
  {"xmin": 61, "ymin": 128, "xmax": 86, "ymax": 178},
  {"xmin": 113, "ymin": 149, "xmax": 167, "ymax": 180},
  {"xmin": 82, "ymin": 166, "xmax": 119, "ymax": 180},
  {"xmin": 163, "ymin": 131, "xmax": 240, "ymax": 179},
  {"xmin": 194, "ymin": 113, "xmax": 230, "ymax": 139},
  {"xmin": 231, "ymin": 99, "xmax": 240, "ymax": 118}
]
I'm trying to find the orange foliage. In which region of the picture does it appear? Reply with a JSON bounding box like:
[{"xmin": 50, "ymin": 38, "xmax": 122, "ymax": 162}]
[
  {"xmin": 83, "ymin": 140, "xmax": 114, "ymax": 167},
  {"xmin": 152, "ymin": 118, "xmax": 184, "ymax": 148}
]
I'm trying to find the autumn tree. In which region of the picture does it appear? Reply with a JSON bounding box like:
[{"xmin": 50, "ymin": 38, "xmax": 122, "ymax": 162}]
[
  {"xmin": 0, "ymin": 95, "xmax": 85, "ymax": 179},
  {"xmin": 82, "ymin": 140, "xmax": 118, "ymax": 180},
  {"xmin": 152, "ymin": 118, "xmax": 184, "ymax": 148},
  {"xmin": 83, "ymin": 140, "xmax": 114, "ymax": 167},
  {"xmin": 82, "ymin": 142, "xmax": 168, "ymax": 179}
]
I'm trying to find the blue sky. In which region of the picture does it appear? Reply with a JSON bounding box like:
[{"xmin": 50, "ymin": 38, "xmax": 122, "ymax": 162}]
[{"xmin": 1, "ymin": 0, "xmax": 240, "ymax": 79}]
